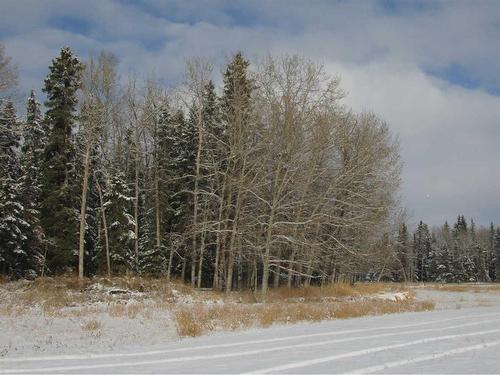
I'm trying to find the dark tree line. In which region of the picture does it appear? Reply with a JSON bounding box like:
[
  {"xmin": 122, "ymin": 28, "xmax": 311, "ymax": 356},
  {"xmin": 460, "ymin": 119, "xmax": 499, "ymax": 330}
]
[{"xmin": 389, "ymin": 216, "xmax": 500, "ymax": 282}]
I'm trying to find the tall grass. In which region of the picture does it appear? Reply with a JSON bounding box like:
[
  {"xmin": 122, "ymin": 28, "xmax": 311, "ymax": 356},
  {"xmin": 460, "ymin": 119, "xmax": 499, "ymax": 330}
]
[{"xmin": 174, "ymin": 299, "xmax": 435, "ymax": 337}]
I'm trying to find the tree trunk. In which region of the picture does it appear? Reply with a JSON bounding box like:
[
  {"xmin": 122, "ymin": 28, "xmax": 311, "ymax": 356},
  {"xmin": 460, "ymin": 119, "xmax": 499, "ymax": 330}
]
[
  {"xmin": 197, "ymin": 207, "xmax": 208, "ymax": 288},
  {"xmin": 155, "ymin": 167, "xmax": 161, "ymax": 252},
  {"xmin": 213, "ymin": 173, "xmax": 228, "ymax": 290},
  {"xmin": 273, "ymin": 247, "xmax": 281, "ymax": 289},
  {"xmin": 287, "ymin": 248, "xmax": 296, "ymax": 288},
  {"xmin": 78, "ymin": 146, "xmax": 91, "ymax": 280},
  {"xmin": 96, "ymin": 177, "xmax": 111, "ymax": 277},
  {"xmin": 134, "ymin": 132, "xmax": 140, "ymax": 274},
  {"xmin": 261, "ymin": 204, "xmax": 275, "ymax": 295},
  {"xmin": 225, "ymin": 156, "xmax": 246, "ymax": 294},
  {"xmin": 166, "ymin": 241, "xmax": 174, "ymax": 282}
]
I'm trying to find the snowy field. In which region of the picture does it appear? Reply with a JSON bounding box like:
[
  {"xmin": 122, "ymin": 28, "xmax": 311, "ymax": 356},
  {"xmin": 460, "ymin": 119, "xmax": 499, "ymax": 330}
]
[
  {"xmin": 0, "ymin": 284, "xmax": 499, "ymax": 373},
  {"xmin": 1, "ymin": 306, "xmax": 500, "ymax": 373}
]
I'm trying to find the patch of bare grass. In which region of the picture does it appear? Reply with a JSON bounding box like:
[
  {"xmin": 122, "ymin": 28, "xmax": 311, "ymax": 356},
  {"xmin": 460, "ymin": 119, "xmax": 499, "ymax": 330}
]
[
  {"xmin": 174, "ymin": 298, "xmax": 435, "ymax": 338},
  {"xmin": 175, "ymin": 304, "xmax": 256, "ymax": 337},
  {"xmin": 82, "ymin": 319, "xmax": 102, "ymax": 331},
  {"xmin": 253, "ymin": 282, "xmax": 402, "ymax": 303},
  {"xmin": 0, "ymin": 305, "xmax": 27, "ymax": 317},
  {"xmin": 333, "ymin": 299, "xmax": 434, "ymax": 319},
  {"xmin": 107, "ymin": 302, "xmax": 146, "ymax": 319}
]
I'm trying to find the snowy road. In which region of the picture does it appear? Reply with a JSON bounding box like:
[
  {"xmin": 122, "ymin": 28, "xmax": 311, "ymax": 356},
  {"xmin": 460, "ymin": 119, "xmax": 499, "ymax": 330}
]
[{"xmin": 1, "ymin": 306, "xmax": 500, "ymax": 374}]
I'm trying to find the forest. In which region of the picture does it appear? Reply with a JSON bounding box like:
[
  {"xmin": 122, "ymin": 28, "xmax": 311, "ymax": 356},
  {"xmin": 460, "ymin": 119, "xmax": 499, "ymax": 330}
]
[{"xmin": 1, "ymin": 45, "xmax": 499, "ymax": 293}]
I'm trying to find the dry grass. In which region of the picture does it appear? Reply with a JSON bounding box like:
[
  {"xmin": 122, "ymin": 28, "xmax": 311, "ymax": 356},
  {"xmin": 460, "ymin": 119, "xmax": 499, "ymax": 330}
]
[
  {"xmin": 0, "ymin": 276, "xmax": 433, "ymax": 338},
  {"xmin": 18, "ymin": 284, "xmax": 85, "ymax": 316},
  {"xmin": 82, "ymin": 319, "xmax": 102, "ymax": 331},
  {"xmin": 0, "ymin": 305, "xmax": 27, "ymax": 317},
  {"xmin": 107, "ymin": 303, "xmax": 147, "ymax": 319},
  {"xmin": 175, "ymin": 303, "xmax": 265, "ymax": 337},
  {"xmin": 174, "ymin": 298, "xmax": 435, "ymax": 338},
  {"xmin": 237, "ymin": 282, "xmax": 402, "ymax": 304}
]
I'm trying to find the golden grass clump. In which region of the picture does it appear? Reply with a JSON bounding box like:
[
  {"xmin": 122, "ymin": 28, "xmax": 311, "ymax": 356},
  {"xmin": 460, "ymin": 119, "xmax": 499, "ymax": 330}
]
[
  {"xmin": 19, "ymin": 285, "xmax": 84, "ymax": 316},
  {"xmin": 174, "ymin": 297, "xmax": 435, "ymax": 338},
  {"xmin": 175, "ymin": 304, "xmax": 256, "ymax": 337},
  {"xmin": 258, "ymin": 303, "xmax": 335, "ymax": 327},
  {"xmin": 262, "ymin": 282, "xmax": 395, "ymax": 303},
  {"xmin": 0, "ymin": 305, "xmax": 27, "ymax": 317},
  {"xmin": 107, "ymin": 302, "xmax": 146, "ymax": 319},
  {"xmin": 82, "ymin": 319, "xmax": 102, "ymax": 331},
  {"xmin": 332, "ymin": 299, "xmax": 434, "ymax": 319}
]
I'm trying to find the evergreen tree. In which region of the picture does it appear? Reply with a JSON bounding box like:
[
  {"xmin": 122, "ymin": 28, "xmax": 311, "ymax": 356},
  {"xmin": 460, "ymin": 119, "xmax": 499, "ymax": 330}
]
[
  {"xmin": 171, "ymin": 109, "xmax": 196, "ymax": 229},
  {"xmin": 413, "ymin": 221, "xmax": 431, "ymax": 281},
  {"xmin": 488, "ymin": 222, "xmax": 496, "ymax": 281},
  {"xmin": 39, "ymin": 47, "xmax": 84, "ymax": 273},
  {"xmin": 221, "ymin": 52, "xmax": 253, "ymax": 149},
  {"xmin": 103, "ymin": 172, "xmax": 135, "ymax": 274},
  {"xmin": 395, "ymin": 223, "xmax": 410, "ymax": 281},
  {"xmin": 451, "ymin": 215, "xmax": 470, "ymax": 282},
  {"xmin": 168, "ymin": 110, "xmax": 196, "ymax": 278},
  {"xmin": 454, "ymin": 215, "xmax": 468, "ymax": 233},
  {"xmin": 202, "ymin": 80, "xmax": 223, "ymax": 160},
  {"xmin": 434, "ymin": 243, "xmax": 454, "ymax": 282},
  {"xmin": 495, "ymin": 227, "xmax": 500, "ymax": 282},
  {"xmin": 0, "ymin": 101, "xmax": 30, "ymax": 277},
  {"xmin": 220, "ymin": 52, "xmax": 254, "ymax": 292},
  {"xmin": 143, "ymin": 105, "xmax": 175, "ymax": 277},
  {"xmin": 20, "ymin": 91, "xmax": 47, "ymax": 203},
  {"xmin": 19, "ymin": 91, "xmax": 47, "ymax": 277}
]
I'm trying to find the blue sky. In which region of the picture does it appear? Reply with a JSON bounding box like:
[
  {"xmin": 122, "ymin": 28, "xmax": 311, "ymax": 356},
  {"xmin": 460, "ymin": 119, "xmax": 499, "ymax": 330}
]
[{"xmin": 1, "ymin": 0, "xmax": 500, "ymax": 227}]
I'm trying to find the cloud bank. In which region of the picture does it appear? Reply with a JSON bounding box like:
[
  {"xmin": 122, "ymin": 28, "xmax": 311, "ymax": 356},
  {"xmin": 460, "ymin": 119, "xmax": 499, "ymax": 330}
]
[{"xmin": 1, "ymin": 0, "xmax": 499, "ymax": 226}]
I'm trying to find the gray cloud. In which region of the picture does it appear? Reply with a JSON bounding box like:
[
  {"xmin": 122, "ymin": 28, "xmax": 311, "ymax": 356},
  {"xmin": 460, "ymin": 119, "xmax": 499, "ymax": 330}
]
[{"xmin": 1, "ymin": 0, "xmax": 499, "ymax": 226}]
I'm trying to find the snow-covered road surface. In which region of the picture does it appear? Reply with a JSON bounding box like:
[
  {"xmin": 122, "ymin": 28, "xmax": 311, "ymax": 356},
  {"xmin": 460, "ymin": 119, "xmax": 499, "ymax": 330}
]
[{"xmin": 1, "ymin": 306, "xmax": 499, "ymax": 374}]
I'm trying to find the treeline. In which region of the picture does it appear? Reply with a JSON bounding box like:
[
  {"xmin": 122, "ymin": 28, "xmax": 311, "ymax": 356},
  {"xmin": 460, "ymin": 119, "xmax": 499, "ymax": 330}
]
[
  {"xmin": 392, "ymin": 216, "xmax": 500, "ymax": 282},
  {"xmin": 2, "ymin": 45, "xmax": 402, "ymax": 293}
]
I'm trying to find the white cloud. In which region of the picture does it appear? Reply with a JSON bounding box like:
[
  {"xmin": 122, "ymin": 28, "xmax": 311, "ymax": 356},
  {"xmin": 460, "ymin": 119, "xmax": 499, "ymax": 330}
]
[
  {"xmin": 1, "ymin": 0, "xmax": 499, "ymax": 226},
  {"xmin": 329, "ymin": 61, "xmax": 500, "ymax": 225}
]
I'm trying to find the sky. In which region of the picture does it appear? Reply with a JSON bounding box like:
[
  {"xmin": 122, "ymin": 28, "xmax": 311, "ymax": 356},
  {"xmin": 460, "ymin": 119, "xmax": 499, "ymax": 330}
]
[{"xmin": 1, "ymin": 0, "xmax": 500, "ymax": 227}]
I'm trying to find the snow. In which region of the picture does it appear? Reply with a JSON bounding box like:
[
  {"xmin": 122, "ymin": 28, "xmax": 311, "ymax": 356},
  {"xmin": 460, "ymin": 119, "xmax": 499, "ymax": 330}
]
[
  {"xmin": 0, "ymin": 287, "xmax": 499, "ymax": 373},
  {"xmin": 415, "ymin": 288, "xmax": 500, "ymax": 310},
  {"xmin": 1, "ymin": 305, "xmax": 500, "ymax": 373},
  {"xmin": 370, "ymin": 291, "xmax": 409, "ymax": 302}
]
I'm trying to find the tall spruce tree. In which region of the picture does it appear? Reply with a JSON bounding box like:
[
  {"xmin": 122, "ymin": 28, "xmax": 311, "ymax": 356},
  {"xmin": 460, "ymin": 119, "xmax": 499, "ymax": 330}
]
[
  {"xmin": 21, "ymin": 91, "xmax": 47, "ymax": 203},
  {"xmin": 103, "ymin": 172, "xmax": 135, "ymax": 274},
  {"xmin": 451, "ymin": 215, "xmax": 469, "ymax": 282},
  {"xmin": 495, "ymin": 227, "xmax": 500, "ymax": 282},
  {"xmin": 395, "ymin": 223, "xmax": 410, "ymax": 281},
  {"xmin": 146, "ymin": 105, "xmax": 172, "ymax": 276},
  {"xmin": 220, "ymin": 52, "xmax": 253, "ymax": 292},
  {"xmin": 0, "ymin": 101, "xmax": 31, "ymax": 277},
  {"xmin": 413, "ymin": 221, "xmax": 431, "ymax": 282},
  {"xmin": 40, "ymin": 47, "xmax": 84, "ymax": 273},
  {"xmin": 19, "ymin": 91, "xmax": 47, "ymax": 277},
  {"xmin": 488, "ymin": 222, "xmax": 496, "ymax": 281}
]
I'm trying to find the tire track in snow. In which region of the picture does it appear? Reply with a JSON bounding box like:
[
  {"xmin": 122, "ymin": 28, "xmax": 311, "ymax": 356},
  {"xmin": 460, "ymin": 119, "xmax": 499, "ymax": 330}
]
[
  {"xmin": 244, "ymin": 329, "xmax": 500, "ymax": 374},
  {"xmin": 347, "ymin": 339, "xmax": 500, "ymax": 373},
  {"xmin": 1, "ymin": 312, "xmax": 499, "ymax": 364},
  {"xmin": 2, "ymin": 319, "xmax": 500, "ymax": 373}
]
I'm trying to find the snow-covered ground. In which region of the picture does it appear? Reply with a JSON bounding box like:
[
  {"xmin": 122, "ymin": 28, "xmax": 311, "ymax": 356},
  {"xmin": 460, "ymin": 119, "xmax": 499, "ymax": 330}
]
[
  {"xmin": 415, "ymin": 288, "xmax": 500, "ymax": 310},
  {"xmin": 1, "ymin": 285, "xmax": 499, "ymax": 373},
  {"xmin": 1, "ymin": 305, "xmax": 500, "ymax": 373}
]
